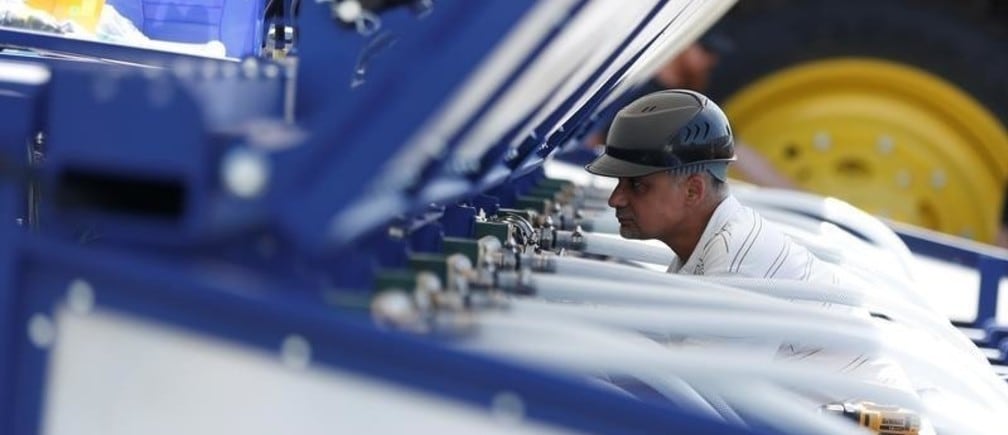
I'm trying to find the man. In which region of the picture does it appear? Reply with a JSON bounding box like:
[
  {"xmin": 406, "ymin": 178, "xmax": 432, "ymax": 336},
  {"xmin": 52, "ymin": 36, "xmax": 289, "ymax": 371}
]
[
  {"xmin": 584, "ymin": 90, "xmax": 931, "ymax": 405},
  {"xmin": 586, "ymin": 89, "xmax": 837, "ymax": 282}
]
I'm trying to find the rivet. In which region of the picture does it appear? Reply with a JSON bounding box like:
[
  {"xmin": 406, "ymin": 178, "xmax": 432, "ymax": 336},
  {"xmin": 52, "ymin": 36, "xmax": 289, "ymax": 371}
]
[
  {"xmin": 28, "ymin": 314, "xmax": 55, "ymax": 348},
  {"xmin": 172, "ymin": 60, "xmax": 196, "ymax": 79},
  {"xmin": 221, "ymin": 149, "xmax": 270, "ymax": 198},
  {"xmin": 895, "ymin": 170, "xmax": 912, "ymax": 188},
  {"xmin": 491, "ymin": 391, "xmax": 525, "ymax": 424},
  {"xmin": 877, "ymin": 135, "xmax": 894, "ymax": 154},
  {"xmin": 813, "ymin": 132, "xmax": 831, "ymax": 151},
  {"xmin": 200, "ymin": 60, "xmax": 218, "ymax": 79},
  {"xmin": 335, "ymin": 0, "xmax": 363, "ymax": 23},
  {"xmin": 281, "ymin": 334, "xmax": 311, "ymax": 369},
  {"xmin": 263, "ymin": 64, "xmax": 280, "ymax": 79},
  {"xmin": 67, "ymin": 279, "xmax": 95, "ymax": 314},
  {"xmin": 220, "ymin": 63, "xmax": 239, "ymax": 79},
  {"xmin": 931, "ymin": 170, "xmax": 946, "ymax": 189},
  {"xmin": 241, "ymin": 58, "xmax": 259, "ymax": 79}
]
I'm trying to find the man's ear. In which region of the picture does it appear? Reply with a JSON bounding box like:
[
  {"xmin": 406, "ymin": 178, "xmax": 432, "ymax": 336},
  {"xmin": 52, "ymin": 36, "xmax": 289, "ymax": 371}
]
[{"xmin": 684, "ymin": 173, "xmax": 705, "ymax": 206}]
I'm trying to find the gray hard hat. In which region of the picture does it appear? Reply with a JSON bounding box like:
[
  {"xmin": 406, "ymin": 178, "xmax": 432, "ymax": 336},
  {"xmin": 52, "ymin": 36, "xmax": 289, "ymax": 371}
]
[{"xmin": 585, "ymin": 89, "xmax": 736, "ymax": 179}]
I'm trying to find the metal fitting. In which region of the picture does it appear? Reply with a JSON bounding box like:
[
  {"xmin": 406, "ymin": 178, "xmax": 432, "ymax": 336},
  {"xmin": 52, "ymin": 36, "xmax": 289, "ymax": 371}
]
[
  {"xmin": 519, "ymin": 252, "xmax": 556, "ymax": 273},
  {"xmin": 552, "ymin": 229, "xmax": 585, "ymax": 251},
  {"xmin": 445, "ymin": 253, "xmax": 473, "ymax": 295},
  {"xmin": 494, "ymin": 269, "xmax": 534, "ymax": 295},
  {"xmin": 371, "ymin": 290, "xmax": 427, "ymax": 333}
]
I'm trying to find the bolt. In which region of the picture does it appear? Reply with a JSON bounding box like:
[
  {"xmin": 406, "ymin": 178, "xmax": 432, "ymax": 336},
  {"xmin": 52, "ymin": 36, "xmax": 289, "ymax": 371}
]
[
  {"xmin": 280, "ymin": 334, "xmax": 311, "ymax": 369},
  {"xmin": 813, "ymin": 132, "xmax": 831, "ymax": 151},
  {"xmin": 67, "ymin": 279, "xmax": 95, "ymax": 314},
  {"xmin": 335, "ymin": 0, "xmax": 363, "ymax": 23},
  {"xmin": 241, "ymin": 58, "xmax": 259, "ymax": 79},
  {"xmin": 263, "ymin": 64, "xmax": 280, "ymax": 79},
  {"xmin": 220, "ymin": 62, "xmax": 239, "ymax": 79},
  {"xmin": 28, "ymin": 313, "xmax": 55, "ymax": 348},
  {"xmin": 877, "ymin": 135, "xmax": 894, "ymax": 155},
  {"xmin": 931, "ymin": 170, "xmax": 947, "ymax": 189},
  {"xmin": 491, "ymin": 391, "xmax": 525, "ymax": 424},
  {"xmin": 172, "ymin": 60, "xmax": 196, "ymax": 79},
  {"xmin": 200, "ymin": 60, "xmax": 218, "ymax": 79},
  {"xmin": 222, "ymin": 149, "xmax": 270, "ymax": 198},
  {"xmin": 372, "ymin": 290, "xmax": 421, "ymax": 327},
  {"xmin": 895, "ymin": 170, "xmax": 912, "ymax": 188}
]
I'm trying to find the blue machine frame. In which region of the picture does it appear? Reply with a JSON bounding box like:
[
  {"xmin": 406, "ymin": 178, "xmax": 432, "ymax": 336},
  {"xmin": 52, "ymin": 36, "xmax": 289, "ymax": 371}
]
[
  {"xmin": 0, "ymin": 1, "xmax": 770, "ymax": 433},
  {"xmin": 1, "ymin": 0, "xmax": 1006, "ymax": 433},
  {"xmin": 1, "ymin": 232, "xmax": 755, "ymax": 434}
]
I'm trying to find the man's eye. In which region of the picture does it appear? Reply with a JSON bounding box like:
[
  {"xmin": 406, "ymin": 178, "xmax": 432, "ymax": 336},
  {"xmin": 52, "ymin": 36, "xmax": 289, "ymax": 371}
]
[{"xmin": 630, "ymin": 180, "xmax": 645, "ymax": 191}]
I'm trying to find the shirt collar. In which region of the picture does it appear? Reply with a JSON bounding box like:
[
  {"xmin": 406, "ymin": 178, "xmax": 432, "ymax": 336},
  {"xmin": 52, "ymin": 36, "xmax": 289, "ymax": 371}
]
[{"xmin": 668, "ymin": 194, "xmax": 742, "ymax": 272}]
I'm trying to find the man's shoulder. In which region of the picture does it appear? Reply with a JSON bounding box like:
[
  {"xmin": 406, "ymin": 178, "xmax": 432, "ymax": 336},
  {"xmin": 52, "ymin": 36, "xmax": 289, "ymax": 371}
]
[{"xmin": 709, "ymin": 197, "xmax": 760, "ymax": 245}]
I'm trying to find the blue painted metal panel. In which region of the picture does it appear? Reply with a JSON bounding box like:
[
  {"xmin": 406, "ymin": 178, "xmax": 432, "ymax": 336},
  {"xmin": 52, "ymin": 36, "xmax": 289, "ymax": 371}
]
[
  {"xmin": 0, "ymin": 71, "xmax": 44, "ymax": 435},
  {"xmin": 898, "ymin": 230, "xmax": 1008, "ymax": 327},
  {"xmin": 29, "ymin": 58, "xmax": 285, "ymax": 247},
  {"xmin": 4, "ymin": 234, "xmax": 757, "ymax": 435},
  {"xmin": 277, "ymin": 0, "xmax": 540, "ymax": 255}
]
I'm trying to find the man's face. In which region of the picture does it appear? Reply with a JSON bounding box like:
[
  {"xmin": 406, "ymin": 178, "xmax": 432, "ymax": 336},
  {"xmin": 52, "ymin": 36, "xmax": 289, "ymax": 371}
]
[
  {"xmin": 653, "ymin": 43, "xmax": 720, "ymax": 91},
  {"xmin": 677, "ymin": 44, "xmax": 719, "ymax": 91},
  {"xmin": 607, "ymin": 171, "xmax": 689, "ymax": 240}
]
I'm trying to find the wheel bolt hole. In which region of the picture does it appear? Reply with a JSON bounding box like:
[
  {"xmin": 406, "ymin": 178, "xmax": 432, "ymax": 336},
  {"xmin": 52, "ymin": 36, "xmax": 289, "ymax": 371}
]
[
  {"xmin": 835, "ymin": 158, "xmax": 870, "ymax": 178},
  {"xmin": 917, "ymin": 200, "xmax": 940, "ymax": 230},
  {"xmin": 782, "ymin": 143, "xmax": 801, "ymax": 160}
]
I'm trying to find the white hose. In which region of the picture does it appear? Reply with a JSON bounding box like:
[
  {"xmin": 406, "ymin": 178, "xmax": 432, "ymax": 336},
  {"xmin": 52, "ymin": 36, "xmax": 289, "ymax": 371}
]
[
  {"xmin": 520, "ymin": 276, "xmax": 986, "ymax": 379},
  {"xmin": 551, "ymin": 256, "xmax": 862, "ymax": 307},
  {"xmin": 508, "ymin": 298, "xmax": 884, "ymax": 357},
  {"xmin": 529, "ymin": 273, "xmax": 796, "ymax": 311},
  {"xmin": 639, "ymin": 376, "xmax": 724, "ymax": 421},
  {"xmin": 532, "ymin": 265, "xmax": 838, "ymax": 310},
  {"xmin": 507, "ymin": 293, "xmax": 1008, "ymax": 410},
  {"xmin": 577, "ymin": 232, "xmax": 676, "ymax": 265},
  {"xmin": 462, "ymin": 311, "xmax": 1008, "ymax": 428},
  {"xmin": 705, "ymin": 276, "xmax": 866, "ymax": 307},
  {"xmin": 546, "ymin": 255, "xmax": 990, "ymax": 376},
  {"xmin": 550, "ymin": 255, "xmax": 670, "ymax": 282},
  {"xmin": 732, "ymin": 187, "xmax": 916, "ymax": 279},
  {"xmin": 460, "ymin": 313, "xmax": 930, "ymax": 410}
]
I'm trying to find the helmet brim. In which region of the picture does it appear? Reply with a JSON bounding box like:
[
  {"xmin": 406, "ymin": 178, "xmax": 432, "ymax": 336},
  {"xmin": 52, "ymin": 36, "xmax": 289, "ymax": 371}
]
[{"xmin": 584, "ymin": 153, "xmax": 670, "ymax": 178}]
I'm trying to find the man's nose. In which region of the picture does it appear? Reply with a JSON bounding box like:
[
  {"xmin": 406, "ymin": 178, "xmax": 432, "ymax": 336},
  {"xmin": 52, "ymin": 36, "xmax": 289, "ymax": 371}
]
[{"xmin": 608, "ymin": 183, "xmax": 627, "ymax": 208}]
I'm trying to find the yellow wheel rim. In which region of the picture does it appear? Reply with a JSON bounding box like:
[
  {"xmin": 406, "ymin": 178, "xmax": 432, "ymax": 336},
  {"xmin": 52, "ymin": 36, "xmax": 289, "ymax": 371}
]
[{"xmin": 725, "ymin": 58, "xmax": 1008, "ymax": 242}]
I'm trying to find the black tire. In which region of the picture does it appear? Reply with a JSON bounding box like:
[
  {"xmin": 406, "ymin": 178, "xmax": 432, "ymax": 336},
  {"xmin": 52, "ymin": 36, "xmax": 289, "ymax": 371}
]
[{"xmin": 709, "ymin": 0, "xmax": 1008, "ymax": 125}]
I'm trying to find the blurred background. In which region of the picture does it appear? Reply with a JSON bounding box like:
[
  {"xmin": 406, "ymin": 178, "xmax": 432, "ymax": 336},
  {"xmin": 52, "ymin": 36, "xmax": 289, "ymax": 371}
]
[{"xmin": 708, "ymin": 0, "xmax": 1008, "ymax": 246}]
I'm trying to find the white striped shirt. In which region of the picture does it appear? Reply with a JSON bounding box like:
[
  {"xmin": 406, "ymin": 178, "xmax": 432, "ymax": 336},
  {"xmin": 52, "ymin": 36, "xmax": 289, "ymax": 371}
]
[
  {"xmin": 667, "ymin": 195, "xmax": 841, "ymax": 284},
  {"xmin": 665, "ymin": 196, "xmax": 918, "ymax": 396}
]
